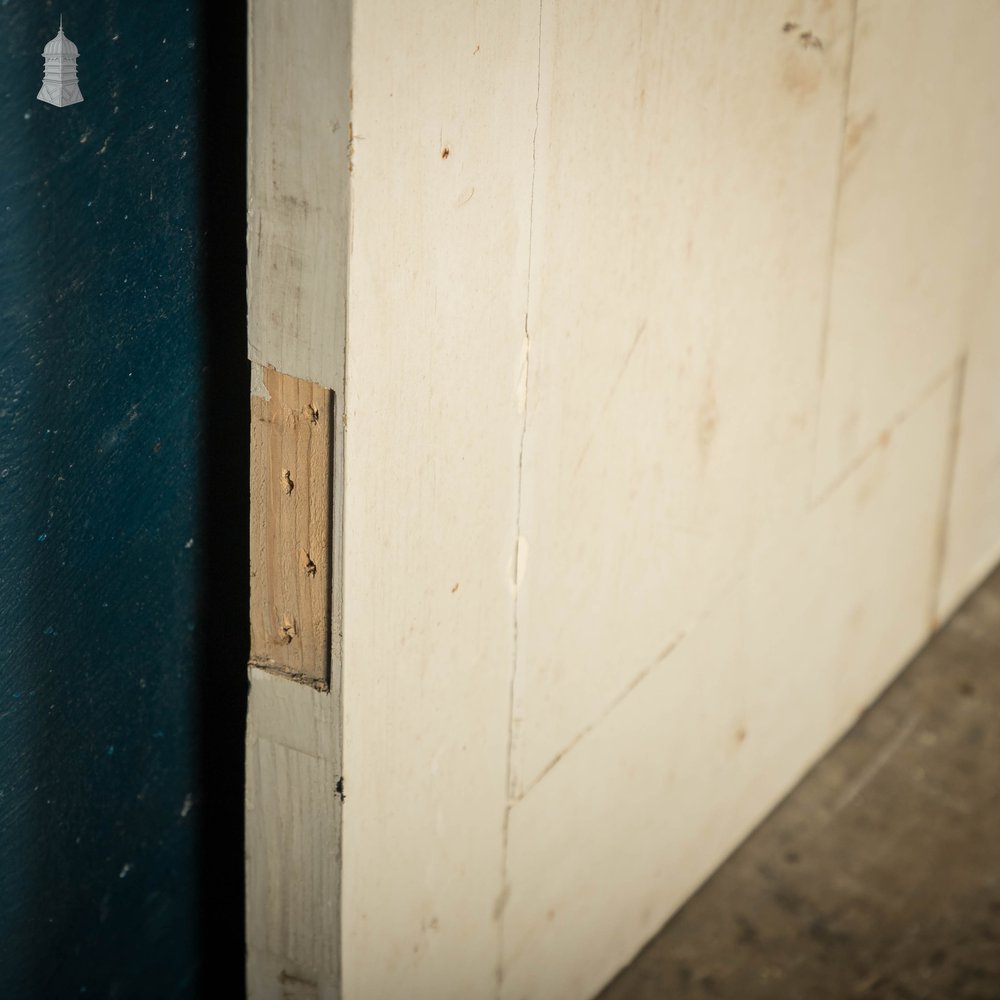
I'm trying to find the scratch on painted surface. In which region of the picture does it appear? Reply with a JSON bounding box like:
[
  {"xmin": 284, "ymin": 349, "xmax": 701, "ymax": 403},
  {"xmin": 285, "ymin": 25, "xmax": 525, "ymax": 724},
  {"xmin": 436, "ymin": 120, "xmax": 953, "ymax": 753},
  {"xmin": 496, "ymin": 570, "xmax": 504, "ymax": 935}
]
[
  {"xmin": 515, "ymin": 630, "xmax": 686, "ymax": 802},
  {"xmin": 573, "ymin": 321, "xmax": 648, "ymax": 475}
]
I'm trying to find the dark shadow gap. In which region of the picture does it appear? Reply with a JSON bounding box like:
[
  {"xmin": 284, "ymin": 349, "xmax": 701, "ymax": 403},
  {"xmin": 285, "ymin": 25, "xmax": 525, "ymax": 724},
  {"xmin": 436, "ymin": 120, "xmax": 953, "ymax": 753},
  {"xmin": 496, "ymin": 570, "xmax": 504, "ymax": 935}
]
[{"xmin": 194, "ymin": 0, "xmax": 249, "ymax": 993}]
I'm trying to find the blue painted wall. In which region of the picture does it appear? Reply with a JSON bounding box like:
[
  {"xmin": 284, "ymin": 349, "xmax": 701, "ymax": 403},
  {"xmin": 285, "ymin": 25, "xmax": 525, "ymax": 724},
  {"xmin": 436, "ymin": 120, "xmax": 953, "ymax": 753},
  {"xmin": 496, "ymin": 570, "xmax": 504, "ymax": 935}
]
[{"xmin": 0, "ymin": 3, "xmax": 247, "ymax": 996}]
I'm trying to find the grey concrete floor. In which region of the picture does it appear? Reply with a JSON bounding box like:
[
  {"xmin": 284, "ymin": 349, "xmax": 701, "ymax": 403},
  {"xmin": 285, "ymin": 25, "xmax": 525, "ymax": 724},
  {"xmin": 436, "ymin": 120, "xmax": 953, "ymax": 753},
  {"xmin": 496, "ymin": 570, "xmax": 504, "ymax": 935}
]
[{"xmin": 598, "ymin": 567, "xmax": 1000, "ymax": 1000}]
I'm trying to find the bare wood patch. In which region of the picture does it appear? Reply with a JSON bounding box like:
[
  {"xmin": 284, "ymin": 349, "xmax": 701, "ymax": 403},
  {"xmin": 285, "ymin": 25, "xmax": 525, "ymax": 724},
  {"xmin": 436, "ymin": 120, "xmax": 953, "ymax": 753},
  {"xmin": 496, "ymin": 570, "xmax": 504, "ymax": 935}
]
[{"xmin": 250, "ymin": 368, "xmax": 333, "ymax": 688}]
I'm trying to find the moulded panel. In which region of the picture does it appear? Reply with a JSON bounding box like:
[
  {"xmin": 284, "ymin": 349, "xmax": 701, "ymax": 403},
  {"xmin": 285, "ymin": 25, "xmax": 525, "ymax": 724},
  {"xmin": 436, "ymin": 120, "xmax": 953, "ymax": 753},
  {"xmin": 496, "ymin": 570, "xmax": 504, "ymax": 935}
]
[
  {"xmin": 502, "ymin": 376, "xmax": 954, "ymax": 1000},
  {"xmin": 812, "ymin": 0, "xmax": 1000, "ymax": 494},
  {"xmin": 511, "ymin": 0, "xmax": 854, "ymax": 796}
]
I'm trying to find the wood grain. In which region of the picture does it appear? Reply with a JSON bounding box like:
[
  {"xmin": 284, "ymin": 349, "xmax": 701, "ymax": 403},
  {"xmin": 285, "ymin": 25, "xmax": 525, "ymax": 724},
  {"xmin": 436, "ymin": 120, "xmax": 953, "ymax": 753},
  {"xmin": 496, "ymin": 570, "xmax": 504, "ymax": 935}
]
[
  {"xmin": 246, "ymin": 668, "xmax": 341, "ymax": 1000},
  {"xmin": 250, "ymin": 367, "xmax": 333, "ymax": 688},
  {"xmin": 247, "ymin": 0, "xmax": 351, "ymax": 392},
  {"xmin": 246, "ymin": 0, "xmax": 349, "ymax": 992}
]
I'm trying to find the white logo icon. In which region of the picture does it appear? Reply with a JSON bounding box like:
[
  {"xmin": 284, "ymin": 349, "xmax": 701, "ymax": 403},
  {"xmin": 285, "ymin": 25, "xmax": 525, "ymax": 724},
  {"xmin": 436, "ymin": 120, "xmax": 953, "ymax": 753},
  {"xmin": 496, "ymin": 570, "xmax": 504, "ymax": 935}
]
[{"xmin": 38, "ymin": 16, "xmax": 84, "ymax": 108}]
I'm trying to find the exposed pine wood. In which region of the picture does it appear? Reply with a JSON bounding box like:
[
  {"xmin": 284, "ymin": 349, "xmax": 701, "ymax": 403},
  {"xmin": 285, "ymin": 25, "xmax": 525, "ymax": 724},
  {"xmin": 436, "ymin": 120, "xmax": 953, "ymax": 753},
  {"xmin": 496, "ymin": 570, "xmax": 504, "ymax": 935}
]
[{"xmin": 250, "ymin": 367, "xmax": 333, "ymax": 688}]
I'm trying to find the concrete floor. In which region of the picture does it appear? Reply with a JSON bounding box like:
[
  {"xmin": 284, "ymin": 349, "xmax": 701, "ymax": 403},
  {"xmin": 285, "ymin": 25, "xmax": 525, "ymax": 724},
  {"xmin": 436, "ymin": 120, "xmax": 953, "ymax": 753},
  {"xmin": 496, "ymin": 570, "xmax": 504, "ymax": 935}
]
[{"xmin": 598, "ymin": 567, "xmax": 1000, "ymax": 1000}]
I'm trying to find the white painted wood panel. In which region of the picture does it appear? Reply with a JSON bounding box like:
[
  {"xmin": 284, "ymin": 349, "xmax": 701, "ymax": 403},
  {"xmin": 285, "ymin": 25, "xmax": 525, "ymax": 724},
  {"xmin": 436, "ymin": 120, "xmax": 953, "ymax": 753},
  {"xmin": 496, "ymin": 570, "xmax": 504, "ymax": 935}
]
[
  {"xmin": 939, "ymin": 249, "xmax": 1000, "ymax": 619},
  {"xmin": 502, "ymin": 377, "xmax": 954, "ymax": 1000},
  {"xmin": 247, "ymin": 0, "xmax": 351, "ymax": 392},
  {"xmin": 337, "ymin": 3, "xmax": 538, "ymax": 998},
  {"xmin": 511, "ymin": 0, "xmax": 854, "ymax": 796},
  {"xmin": 245, "ymin": 0, "xmax": 350, "ymax": 995},
  {"xmin": 246, "ymin": 2, "xmax": 1000, "ymax": 997},
  {"xmin": 812, "ymin": 0, "xmax": 1000, "ymax": 493},
  {"xmin": 246, "ymin": 668, "xmax": 341, "ymax": 1000}
]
